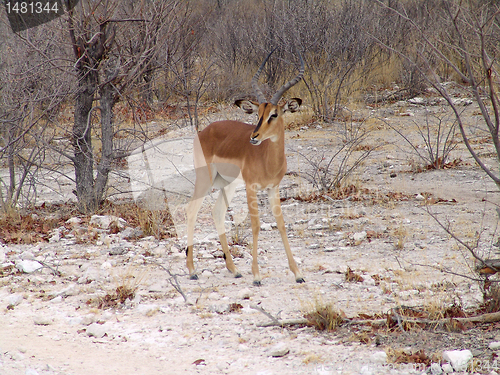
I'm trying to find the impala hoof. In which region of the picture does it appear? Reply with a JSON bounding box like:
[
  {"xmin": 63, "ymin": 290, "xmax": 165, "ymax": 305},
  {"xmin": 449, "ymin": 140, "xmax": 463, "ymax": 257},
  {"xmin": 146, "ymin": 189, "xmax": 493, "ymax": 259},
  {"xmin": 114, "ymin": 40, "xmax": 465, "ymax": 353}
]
[
  {"xmin": 253, "ymin": 280, "xmax": 262, "ymax": 286},
  {"xmin": 296, "ymin": 277, "xmax": 305, "ymax": 283},
  {"xmin": 235, "ymin": 272, "xmax": 243, "ymax": 278},
  {"xmin": 190, "ymin": 274, "xmax": 199, "ymax": 280}
]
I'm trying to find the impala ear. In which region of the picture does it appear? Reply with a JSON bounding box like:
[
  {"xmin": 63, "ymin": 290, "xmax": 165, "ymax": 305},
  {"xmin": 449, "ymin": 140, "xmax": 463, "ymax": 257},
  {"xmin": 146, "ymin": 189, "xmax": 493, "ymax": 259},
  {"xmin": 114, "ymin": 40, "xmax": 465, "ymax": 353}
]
[
  {"xmin": 235, "ymin": 99, "xmax": 259, "ymax": 114},
  {"xmin": 283, "ymin": 98, "xmax": 302, "ymax": 113}
]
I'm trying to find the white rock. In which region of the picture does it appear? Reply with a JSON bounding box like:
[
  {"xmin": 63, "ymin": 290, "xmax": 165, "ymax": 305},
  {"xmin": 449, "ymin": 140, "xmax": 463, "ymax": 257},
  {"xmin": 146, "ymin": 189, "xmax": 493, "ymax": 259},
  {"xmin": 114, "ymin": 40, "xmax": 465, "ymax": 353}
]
[
  {"xmin": 489, "ymin": 341, "xmax": 500, "ymax": 350},
  {"xmin": 430, "ymin": 363, "xmax": 443, "ymax": 375},
  {"xmin": 86, "ymin": 323, "xmax": 107, "ymax": 338},
  {"xmin": 415, "ymin": 194, "xmax": 425, "ymax": 201},
  {"xmin": 260, "ymin": 223, "xmax": 272, "ymax": 231},
  {"xmin": 441, "ymin": 363, "xmax": 454, "ymax": 373},
  {"xmin": 25, "ymin": 368, "xmax": 40, "ymax": 375},
  {"xmin": 209, "ymin": 304, "xmax": 230, "ymax": 314},
  {"xmin": 370, "ymin": 351, "xmax": 387, "ymax": 364},
  {"xmin": 48, "ymin": 231, "xmax": 61, "ymax": 243},
  {"xmin": 408, "ymin": 97, "xmax": 425, "ymax": 104},
  {"xmin": 100, "ymin": 261, "xmax": 112, "ymax": 270},
  {"xmin": 442, "ymin": 350, "xmax": 473, "ymax": 371},
  {"xmin": 353, "ymin": 231, "xmax": 367, "ymax": 244},
  {"xmin": 237, "ymin": 288, "xmax": 253, "ymax": 300},
  {"xmin": 33, "ymin": 315, "xmax": 53, "ymax": 326},
  {"xmin": 268, "ymin": 343, "xmax": 289, "ymax": 357},
  {"xmin": 16, "ymin": 260, "xmax": 43, "ymax": 273},
  {"xmin": 80, "ymin": 314, "xmax": 96, "ymax": 326},
  {"xmin": 8, "ymin": 294, "xmax": 23, "ymax": 307},
  {"xmin": 66, "ymin": 217, "xmax": 82, "ymax": 225},
  {"xmin": 90, "ymin": 215, "xmax": 126, "ymax": 230},
  {"xmin": 51, "ymin": 296, "xmax": 63, "ymax": 303}
]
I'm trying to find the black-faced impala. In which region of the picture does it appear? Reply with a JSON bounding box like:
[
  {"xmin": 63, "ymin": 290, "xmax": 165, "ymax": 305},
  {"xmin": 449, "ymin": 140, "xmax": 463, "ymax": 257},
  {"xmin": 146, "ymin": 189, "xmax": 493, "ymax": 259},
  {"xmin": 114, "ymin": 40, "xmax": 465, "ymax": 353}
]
[{"xmin": 186, "ymin": 50, "xmax": 305, "ymax": 285}]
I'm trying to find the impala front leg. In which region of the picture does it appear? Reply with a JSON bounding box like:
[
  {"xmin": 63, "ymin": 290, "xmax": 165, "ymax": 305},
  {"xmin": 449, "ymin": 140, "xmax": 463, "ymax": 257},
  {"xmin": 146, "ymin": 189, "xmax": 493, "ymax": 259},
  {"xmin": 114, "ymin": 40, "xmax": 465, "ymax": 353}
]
[
  {"xmin": 269, "ymin": 186, "xmax": 304, "ymax": 283},
  {"xmin": 246, "ymin": 184, "xmax": 262, "ymax": 285}
]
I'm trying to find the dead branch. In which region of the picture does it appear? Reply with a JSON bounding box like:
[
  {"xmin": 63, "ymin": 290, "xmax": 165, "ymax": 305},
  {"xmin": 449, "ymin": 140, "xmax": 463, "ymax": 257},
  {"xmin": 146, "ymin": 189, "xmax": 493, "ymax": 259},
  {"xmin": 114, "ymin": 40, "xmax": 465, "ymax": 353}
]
[
  {"xmin": 151, "ymin": 261, "xmax": 190, "ymax": 303},
  {"xmin": 253, "ymin": 306, "xmax": 500, "ymax": 329}
]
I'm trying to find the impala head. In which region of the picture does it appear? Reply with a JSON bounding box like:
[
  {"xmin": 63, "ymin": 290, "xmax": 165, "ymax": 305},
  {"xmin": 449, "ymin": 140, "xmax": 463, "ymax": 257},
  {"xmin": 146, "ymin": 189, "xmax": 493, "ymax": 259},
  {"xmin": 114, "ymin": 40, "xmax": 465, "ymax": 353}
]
[{"xmin": 235, "ymin": 50, "xmax": 304, "ymax": 146}]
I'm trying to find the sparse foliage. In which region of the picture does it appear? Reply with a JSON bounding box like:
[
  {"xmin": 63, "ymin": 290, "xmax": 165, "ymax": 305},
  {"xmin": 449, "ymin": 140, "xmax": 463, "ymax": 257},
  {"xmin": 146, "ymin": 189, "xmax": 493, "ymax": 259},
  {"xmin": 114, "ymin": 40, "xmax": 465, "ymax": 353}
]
[
  {"xmin": 384, "ymin": 111, "xmax": 459, "ymax": 171},
  {"xmin": 298, "ymin": 118, "xmax": 374, "ymax": 192}
]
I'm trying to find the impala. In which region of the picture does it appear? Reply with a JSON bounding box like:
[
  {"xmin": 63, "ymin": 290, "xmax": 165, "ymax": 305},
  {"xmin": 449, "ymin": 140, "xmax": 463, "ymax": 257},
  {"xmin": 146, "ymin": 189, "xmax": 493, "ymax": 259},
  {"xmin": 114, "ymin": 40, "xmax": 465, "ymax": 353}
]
[{"xmin": 186, "ymin": 50, "xmax": 305, "ymax": 285}]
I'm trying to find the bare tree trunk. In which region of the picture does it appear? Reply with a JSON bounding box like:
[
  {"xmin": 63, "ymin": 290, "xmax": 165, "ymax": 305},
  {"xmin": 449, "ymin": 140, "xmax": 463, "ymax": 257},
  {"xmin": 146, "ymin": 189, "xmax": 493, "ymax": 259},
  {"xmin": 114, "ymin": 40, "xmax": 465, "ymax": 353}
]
[
  {"xmin": 73, "ymin": 69, "xmax": 99, "ymax": 212},
  {"xmin": 94, "ymin": 76, "xmax": 116, "ymax": 203}
]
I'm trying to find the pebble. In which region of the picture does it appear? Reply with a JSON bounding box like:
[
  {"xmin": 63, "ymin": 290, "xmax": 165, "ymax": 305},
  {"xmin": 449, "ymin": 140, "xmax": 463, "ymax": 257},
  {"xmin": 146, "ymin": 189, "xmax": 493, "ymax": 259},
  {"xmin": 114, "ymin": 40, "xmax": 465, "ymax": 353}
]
[
  {"xmin": 353, "ymin": 231, "xmax": 367, "ymax": 245},
  {"xmin": 33, "ymin": 315, "xmax": 53, "ymax": 326},
  {"xmin": 209, "ymin": 304, "xmax": 230, "ymax": 314},
  {"xmin": 441, "ymin": 363, "xmax": 454, "ymax": 373},
  {"xmin": 268, "ymin": 343, "xmax": 289, "ymax": 357},
  {"xmin": 8, "ymin": 294, "xmax": 23, "ymax": 307},
  {"xmin": 370, "ymin": 351, "xmax": 387, "ymax": 364},
  {"xmin": 86, "ymin": 323, "xmax": 107, "ymax": 338},
  {"xmin": 237, "ymin": 288, "xmax": 253, "ymax": 300},
  {"xmin": 16, "ymin": 260, "xmax": 43, "ymax": 274},
  {"xmin": 80, "ymin": 314, "xmax": 96, "ymax": 326},
  {"xmin": 66, "ymin": 217, "xmax": 82, "ymax": 225},
  {"xmin": 430, "ymin": 363, "xmax": 443, "ymax": 375},
  {"xmin": 489, "ymin": 341, "xmax": 500, "ymax": 350},
  {"xmin": 260, "ymin": 223, "xmax": 272, "ymax": 231},
  {"xmin": 89, "ymin": 215, "xmax": 126, "ymax": 230},
  {"xmin": 442, "ymin": 349, "xmax": 473, "ymax": 371}
]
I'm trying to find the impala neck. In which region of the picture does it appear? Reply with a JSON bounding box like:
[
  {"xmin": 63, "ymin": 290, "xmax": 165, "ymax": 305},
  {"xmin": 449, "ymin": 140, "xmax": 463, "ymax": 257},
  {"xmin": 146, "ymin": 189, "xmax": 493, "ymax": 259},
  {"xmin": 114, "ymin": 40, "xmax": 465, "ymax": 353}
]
[{"xmin": 259, "ymin": 120, "xmax": 286, "ymax": 176}]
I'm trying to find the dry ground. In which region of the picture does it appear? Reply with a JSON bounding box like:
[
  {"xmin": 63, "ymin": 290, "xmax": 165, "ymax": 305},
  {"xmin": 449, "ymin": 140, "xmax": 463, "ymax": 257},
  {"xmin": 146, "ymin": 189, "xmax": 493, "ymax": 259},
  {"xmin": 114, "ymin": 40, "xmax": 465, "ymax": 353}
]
[{"xmin": 2, "ymin": 93, "xmax": 500, "ymax": 374}]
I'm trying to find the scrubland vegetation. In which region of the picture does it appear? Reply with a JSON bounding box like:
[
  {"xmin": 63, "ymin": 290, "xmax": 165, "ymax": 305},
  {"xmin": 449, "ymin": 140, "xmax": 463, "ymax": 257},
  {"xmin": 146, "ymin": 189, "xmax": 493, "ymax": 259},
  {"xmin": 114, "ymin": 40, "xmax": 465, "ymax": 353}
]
[{"xmin": 2, "ymin": 0, "xmax": 499, "ymax": 213}]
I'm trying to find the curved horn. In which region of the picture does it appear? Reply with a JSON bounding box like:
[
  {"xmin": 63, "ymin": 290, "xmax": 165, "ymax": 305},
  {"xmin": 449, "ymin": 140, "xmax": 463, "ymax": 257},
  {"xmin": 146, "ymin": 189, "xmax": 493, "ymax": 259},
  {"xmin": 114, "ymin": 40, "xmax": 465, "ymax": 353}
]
[
  {"xmin": 270, "ymin": 52, "xmax": 304, "ymax": 106},
  {"xmin": 251, "ymin": 48, "xmax": 276, "ymax": 104}
]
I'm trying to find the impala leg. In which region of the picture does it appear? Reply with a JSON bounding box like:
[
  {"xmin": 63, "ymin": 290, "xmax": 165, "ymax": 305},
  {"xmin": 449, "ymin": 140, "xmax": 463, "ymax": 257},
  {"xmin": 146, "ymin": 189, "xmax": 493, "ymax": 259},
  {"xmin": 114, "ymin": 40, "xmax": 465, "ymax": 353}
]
[
  {"xmin": 268, "ymin": 186, "xmax": 304, "ymax": 283},
  {"xmin": 212, "ymin": 181, "xmax": 241, "ymax": 278},
  {"xmin": 246, "ymin": 184, "xmax": 262, "ymax": 285},
  {"xmin": 186, "ymin": 166, "xmax": 212, "ymax": 280}
]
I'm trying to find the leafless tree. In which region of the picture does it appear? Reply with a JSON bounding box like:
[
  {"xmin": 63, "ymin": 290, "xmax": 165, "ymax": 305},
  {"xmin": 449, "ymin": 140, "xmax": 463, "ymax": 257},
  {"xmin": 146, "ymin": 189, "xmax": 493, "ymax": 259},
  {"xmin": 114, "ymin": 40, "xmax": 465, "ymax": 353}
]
[
  {"xmin": 374, "ymin": 0, "xmax": 500, "ymax": 189},
  {"xmin": 65, "ymin": 0, "xmax": 182, "ymax": 212},
  {"xmin": 0, "ymin": 21, "xmax": 69, "ymax": 212}
]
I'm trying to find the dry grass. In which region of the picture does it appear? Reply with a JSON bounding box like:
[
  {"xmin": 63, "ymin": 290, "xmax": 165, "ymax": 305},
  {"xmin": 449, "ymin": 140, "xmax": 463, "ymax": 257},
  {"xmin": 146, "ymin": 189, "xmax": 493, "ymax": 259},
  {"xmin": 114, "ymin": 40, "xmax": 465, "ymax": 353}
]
[
  {"xmin": 87, "ymin": 264, "xmax": 147, "ymax": 310},
  {"xmin": 100, "ymin": 199, "xmax": 176, "ymax": 240},
  {"xmin": 393, "ymin": 223, "xmax": 408, "ymax": 250},
  {"xmin": 302, "ymin": 298, "xmax": 344, "ymax": 332}
]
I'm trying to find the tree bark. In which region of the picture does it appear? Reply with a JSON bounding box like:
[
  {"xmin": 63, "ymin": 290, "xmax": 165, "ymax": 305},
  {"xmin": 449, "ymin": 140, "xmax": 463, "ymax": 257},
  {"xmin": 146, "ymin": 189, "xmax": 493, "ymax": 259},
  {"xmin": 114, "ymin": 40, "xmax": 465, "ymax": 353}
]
[{"xmin": 73, "ymin": 69, "xmax": 98, "ymax": 213}]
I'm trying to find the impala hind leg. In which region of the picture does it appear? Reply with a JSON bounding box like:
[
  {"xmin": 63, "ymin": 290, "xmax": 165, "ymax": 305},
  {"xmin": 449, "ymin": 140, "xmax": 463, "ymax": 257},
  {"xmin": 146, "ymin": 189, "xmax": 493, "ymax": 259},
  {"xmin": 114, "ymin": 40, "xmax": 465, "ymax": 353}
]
[
  {"xmin": 212, "ymin": 181, "xmax": 241, "ymax": 278},
  {"xmin": 268, "ymin": 186, "xmax": 304, "ymax": 283},
  {"xmin": 246, "ymin": 185, "xmax": 262, "ymax": 285}
]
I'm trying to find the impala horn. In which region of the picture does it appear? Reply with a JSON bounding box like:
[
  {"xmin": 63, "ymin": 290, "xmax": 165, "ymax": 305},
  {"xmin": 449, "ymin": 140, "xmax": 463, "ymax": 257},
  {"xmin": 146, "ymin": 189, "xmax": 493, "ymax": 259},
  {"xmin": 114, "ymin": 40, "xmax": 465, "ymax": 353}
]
[
  {"xmin": 270, "ymin": 52, "xmax": 304, "ymax": 105},
  {"xmin": 251, "ymin": 48, "xmax": 277, "ymax": 104}
]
